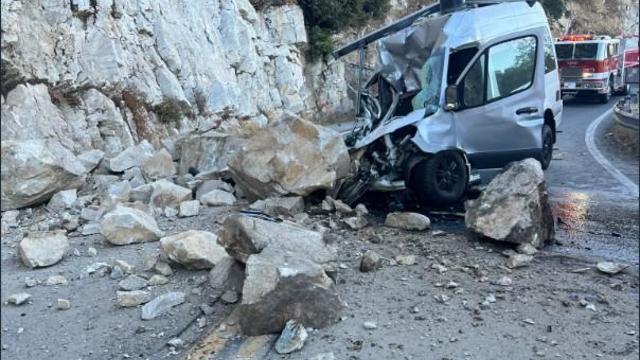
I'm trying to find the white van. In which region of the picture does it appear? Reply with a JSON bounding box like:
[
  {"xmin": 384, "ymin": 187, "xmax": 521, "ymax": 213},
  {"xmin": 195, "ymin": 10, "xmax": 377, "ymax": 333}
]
[{"xmin": 331, "ymin": 0, "xmax": 563, "ymax": 206}]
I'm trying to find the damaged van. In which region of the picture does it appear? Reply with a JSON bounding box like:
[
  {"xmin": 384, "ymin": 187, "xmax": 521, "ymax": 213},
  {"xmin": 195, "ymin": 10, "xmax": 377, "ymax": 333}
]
[{"xmin": 330, "ymin": 0, "xmax": 562, "ymax": 206}]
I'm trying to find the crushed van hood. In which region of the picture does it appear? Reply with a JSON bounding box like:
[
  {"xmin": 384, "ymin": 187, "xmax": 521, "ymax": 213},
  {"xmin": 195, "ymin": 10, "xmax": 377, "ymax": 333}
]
[{"xmin": 378, "ymin": 14, "xmax": 450, "ymax": 93}]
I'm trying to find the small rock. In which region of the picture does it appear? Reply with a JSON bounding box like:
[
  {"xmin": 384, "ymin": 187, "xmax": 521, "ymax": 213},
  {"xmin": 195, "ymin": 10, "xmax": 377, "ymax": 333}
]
[
  {"xmin": 200, "ymin": 189, "xmax": 236, "ymax": 207},
  {"xmin": 355, "ymin": 204, "xmax": 368, "ymax": 216},
  {"xmin": 369, "ymin": 234, "xmax": 383, "ymax": 244},
  {"xmin": 321, "ymin": 198, "xmax": 334, "ymax": 212},
  {"xmin": 87, "ymin": 262, "xmax": 111, "ymax": 275},
  {"xmin": 87, "ymin": 247, "xmax": 98, "ymax": 257},
  {"xmin": 119, "ymin": 275, "xmax": 148, "ymax": 291},
  {"xmin": 45, "ymin": 275, "xmax": 68, "ymax": 286},
  {"xmin": 116, "ymin": 290, "xmax": 152, "ymax": 307},
  {"xmin": 523, "ymin": 318, "xmax": 536, "ymax": 325},
  {"xmin": 493, "ymin": 276, "xmax": 513, "ymax": 286},
  {"xmin": 141, "ymin": 292, "xmax": 186, "ymax": 320},
  {"xmin": 48, "ymin": 189, "xmax": 77, "ymax": 211},
  {"xmin": 178, "ymin": 200, "xmax": 200, "ymax": 217},
  {"xmin": 275, "ymin": 320, "xmax": 308, "ymax": 354},
  {"xmin": 80, "ymin": 207, "xmax": 104, "ymax": 222},
  {"xmin": 249, "ymin": 196, "xmax": 305, "ymax": 217},
  {"xmin": 220, "ymin": 290, "xmax": 239, "ymax": 304},
  {"xmin": 431, "ymin": 263, "xmax": 448, "ymax": 273},
  {"xmin": 309, "ymin": 352, "xmax": 336, "ymax": 360},
  {"xmin": 596, "ymin": 262, "xmax": 628, "ymax": 275},
  {"xmin": 148, "ymin": 275, "xmax": 169, "ymax": 286},
  {"xmin": 154, "ymin": 261, "xmax": 173, "ymax": 276},
  {"xmin": 332, "ymin": 199, "xmax": 353, "ymax": 214},
  {"xmin": 344, "ymin": 216, "xmax": 368, "ymax": 230},
  {"xmin": 516, "ymin": 243, "xmax": 538, "ymax": 255},
  {"xmin": 432, "ymin": 230, "xmax": 447, "ymax": 237},
  {"xmin": 18, "ymin": 231, "xmax": 69, "ymax": 268},
  {"xmin": 114, "ymin": 260, "xmax": 134, "ymax": 274},
  {"xmin": 81, "ymin": 222, "xmax": 101, "ymax": 235},
  {"xmin": 164, "ymin": 207, "xmax": 178, "ymax": 218},
  {"xmin": 396, "ymin": 255, "xmax": 416, "ymax": 266},
  {"xmin": 56, "ymin": 298, "xmax": 71, "ymax": 310},
  {"xmin": 167, "ymin": 338, "xmax": 184, "ymax": 349},
  {"xmin": 506, "ymin": 254, "xmax": 533, "ymax": 269},
  {"xmin": 363, "ymin": 321, "xmax": 377, "ymax": 330},
  {"xmin": 360, "ymin": 250, "xmax": 383, "ymax": 272},
  {"xmin": 24, "ymin": 277, "xmax": 37, "ymax": 288},
  {"xmin": 195, "ymin": 180, "xmax": 234, "ymax": 200},
  {"xmin": 7, "ymin": 293, "xmax": 31, "ymax": 305},
  {"xmin": 434, "ymin": 294, "xmax": 450, "ymax": 304},
  {"xmin": 110, "ymin": 265, "xmax": 124, "ymax": 280},
  {"xmin": 585, "ymin": 303, "xmax": 597, "ymax": 312},
  {"xmin": 384, "ymin": 212, "xmax": 431, "ymax": 231},
  {"xmin": 445, "ymin": 281, "xmax": 459, "ymax": 289}
]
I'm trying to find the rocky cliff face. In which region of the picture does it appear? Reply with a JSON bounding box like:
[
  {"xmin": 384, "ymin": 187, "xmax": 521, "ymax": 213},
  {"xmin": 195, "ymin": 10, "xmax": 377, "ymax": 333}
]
[{"xmin": 1, "ymin": 0, "xmax": 314, "ymax": 155}]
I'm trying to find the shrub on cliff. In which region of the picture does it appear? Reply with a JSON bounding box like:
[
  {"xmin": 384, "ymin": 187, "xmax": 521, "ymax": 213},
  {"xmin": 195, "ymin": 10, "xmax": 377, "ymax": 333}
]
[{"xmin": 300, "ymin": 0, "xmax": 390, "ymax": 61}]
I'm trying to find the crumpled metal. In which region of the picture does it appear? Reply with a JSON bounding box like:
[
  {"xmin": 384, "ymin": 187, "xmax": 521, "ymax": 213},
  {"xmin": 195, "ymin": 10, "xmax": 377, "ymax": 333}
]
[{"xmin": 378, "ymin": 14, "xmax": 450, "ymax": 93}]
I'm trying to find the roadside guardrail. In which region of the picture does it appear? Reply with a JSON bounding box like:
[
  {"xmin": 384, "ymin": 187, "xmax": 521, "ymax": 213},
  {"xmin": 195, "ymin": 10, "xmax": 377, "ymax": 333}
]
[{"xmin": 614, "ymin": 95, "xmax": 639, "ymax": 130}]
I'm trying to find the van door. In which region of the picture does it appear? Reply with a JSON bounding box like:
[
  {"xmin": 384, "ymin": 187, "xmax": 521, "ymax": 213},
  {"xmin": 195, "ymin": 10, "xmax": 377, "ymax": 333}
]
[{"xmin": 453, "ymin": 34, "xmax": 544, "ymax": 169}]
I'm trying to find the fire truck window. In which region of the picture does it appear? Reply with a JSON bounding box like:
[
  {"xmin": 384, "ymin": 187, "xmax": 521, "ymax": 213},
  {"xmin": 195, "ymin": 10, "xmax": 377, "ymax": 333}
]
[
  {"xmin": 486, "ymin": 36, "xmax": 537, "ymax": 102},
  {"xmin": 461, "ymin": 54, "xmax": 485, "ymax": 108},
  {"xmin": 574, "ymin": 43, "xmax": 598, "ymax": 59},
  {"xmin": 555, "ymin": 44, "xmax": 573, "ymax": 60},
  {"xmin": 544, "ymin": 32, "xmax": 557, "ymax": 73}
]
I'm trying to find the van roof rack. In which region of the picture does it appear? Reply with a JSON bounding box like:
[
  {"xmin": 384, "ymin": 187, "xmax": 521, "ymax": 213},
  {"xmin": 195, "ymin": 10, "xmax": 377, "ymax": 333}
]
[{"xmin": 328, "ymin": 0, "xmax": 537, "ymax": 61}]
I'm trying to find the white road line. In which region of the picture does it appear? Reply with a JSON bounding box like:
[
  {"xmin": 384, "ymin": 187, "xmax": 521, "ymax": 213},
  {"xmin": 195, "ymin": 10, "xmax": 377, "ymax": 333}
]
[{"xmin": 585, "ymin": 108, "xmax": 639, "ymax": 198}]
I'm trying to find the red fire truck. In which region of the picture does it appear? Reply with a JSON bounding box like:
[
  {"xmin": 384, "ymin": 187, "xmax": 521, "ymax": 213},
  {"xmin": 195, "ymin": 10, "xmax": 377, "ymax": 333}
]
[{"xmin": 555, "ymin": 34, "xmax": 635, "ymax": 103}]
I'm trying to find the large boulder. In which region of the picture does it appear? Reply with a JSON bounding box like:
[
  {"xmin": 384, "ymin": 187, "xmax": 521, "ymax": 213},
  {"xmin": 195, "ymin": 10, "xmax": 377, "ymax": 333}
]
[
  {"xmin": 159, "ymin": 230, "xmax": 228, "ymax": 270},
  {"xmin": 100, "ymin": 205, "xmax": 164, "ymax": 245},
  {"xmin": 148, "ymin": 180, "xmax": 192, "ymax": 209},
  {"xmin": 465, "ymin": 159, "xmax": 554, "ymax": 249},
  {"xmin": 218, "ymin": 214, "xmax": 342, "ymax": 335},
  {"xmin": 228, "ymin": 116, "xmax": 350, "ymax": 200},
  {"xmin": 18, "ymin": 231, "xmax": 70, "ymax": 268},
  {"xmin": 1, "ymin": 140, "xmax": 87, "ymax": 211},
  {"xmin": 142, "ymin": 149, "xmax": 176, "ymax": 180}
]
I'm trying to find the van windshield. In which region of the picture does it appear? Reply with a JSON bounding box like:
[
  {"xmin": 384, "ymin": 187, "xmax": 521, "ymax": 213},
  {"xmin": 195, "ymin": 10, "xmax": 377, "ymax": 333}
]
[
  {"xmin": 574, "ymin": 43, "xmax": 599, "ymax": 59},
  {"xmin": 555, "ymin": 44, "xmax": 573, "ymax": 59}
]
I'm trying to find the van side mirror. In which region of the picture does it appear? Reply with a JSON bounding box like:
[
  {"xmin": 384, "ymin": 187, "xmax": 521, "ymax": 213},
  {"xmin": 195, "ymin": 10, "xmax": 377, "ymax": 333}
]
[{"xmin": 445, "ymin": 85, "xmax": 459, "ymax": 111}]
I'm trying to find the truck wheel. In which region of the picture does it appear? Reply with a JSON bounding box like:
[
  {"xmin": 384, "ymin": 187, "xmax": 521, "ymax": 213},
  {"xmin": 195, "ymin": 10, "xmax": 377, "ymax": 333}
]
[
  {"xmin": 410, "ymin": 151, "xmax": 468, "ymax": 206},
  {"xmin": 598, "ymin": 79, "xmax": 612, "ymax": 103},
  {"xmin": 537, "ymin": 124, "xmax": 554, "ymax": 170},
  {"xmin": 617, "ymin": 83, "xmax": 630, "ymax": 96}
]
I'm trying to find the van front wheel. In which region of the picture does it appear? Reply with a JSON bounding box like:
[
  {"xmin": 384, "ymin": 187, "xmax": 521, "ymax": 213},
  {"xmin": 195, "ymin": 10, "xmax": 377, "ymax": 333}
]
[{"xmin": 410, "ymin": 151, "xmax": 468, "ymax": 206}]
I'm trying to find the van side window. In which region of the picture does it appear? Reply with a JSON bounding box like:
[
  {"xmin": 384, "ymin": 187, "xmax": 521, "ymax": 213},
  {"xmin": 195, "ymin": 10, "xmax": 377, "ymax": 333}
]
[
  {"xmin": 461, "ymin": 54, "xmax": 485, "ymax": 107},
  {"xmin": 543, "ymin": 32, "xmax": 557, "ymax": 73},
  {"xmin": 486, "ymin": 36, "xmax": 537, "ymax": 102}
]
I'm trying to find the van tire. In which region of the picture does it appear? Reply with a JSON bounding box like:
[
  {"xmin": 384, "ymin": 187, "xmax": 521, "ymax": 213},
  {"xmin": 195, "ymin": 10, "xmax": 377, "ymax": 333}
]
[
  {"xmin": 410, "ymin": 151, "xmax": 468, "ymax": 206},
  {"xmin": 537, "ymin": 124, "xmax": 554, "ymax": 170}
]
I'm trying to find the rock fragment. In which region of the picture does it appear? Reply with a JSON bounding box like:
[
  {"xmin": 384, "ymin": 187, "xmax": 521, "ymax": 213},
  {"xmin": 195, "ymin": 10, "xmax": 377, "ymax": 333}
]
[
  {"xmin": 195, "ymin": 180, "xmax": 234, "ymax": 200},
  {"xmin": 56, "ymin": 298, "xmax": 71, "ymax": 310},
  {"xmin": 119, "ymin": 275, "xmax": 148, "ymax": 291},
  {"xmin": 100, "ymin": 205, "xmax": 164, "ymax": 245},
  {"xmin": 141, "ymin": 292, "xmax": 185, "ymax": 320},
  {"xmin": 360, "ymin": 250, "xmax": 382, "ymax": 272},
  {"xmin": 396, "ymin": 255, "xmax": 416, "ymax": 266},
  {"xmin": 107, "ymin": 140, "xmax": 154, "ymax": 173},
  {"xmin": 160, "ymin": 230, "xmax": 228, "ymax": 270},
  {"xmin": 148, "ymin": 275, "xmax": 169, "ymax": 286},
  {"xmin": 506, "ymin": 254, "xmax": 533, "ymax": 269},
  {"xmin": 344, "ymin": 216, "xmax": 368, "ymax": 230},
  {"xmin": 178, "ymin": 200, "xmax": 200, "ymax": 217},
  {"xmin": 18, "ymin": 231, "xmax": 69, "ymax": 268},
  {"xmin": 384, "ymin": 212, "xmax": 431, "ymax": 231},
  {"xmin": 142, "ymin": 149, "xmax": 177, "ymax": 180},
  {"xmin": 200, "ymin": 189, "xmax": 236, "ymax": 206},
  {"xmin": 249, "ymin": 196, "xmax": 305, "ymax": 217},
  {"xmin": 7, "ymin": 293, "xmax": 31, "ymax": 305},
  {"xmin": 47, "ymin": 189, "xmax": 77, "ymax": 211},
  {"xmin": 596, "ymin": 262, "xmax": 628, "ymax": 275},
  {"xmin": 275, "ymin": 320, "xmax": 308, "ymax": 354},
  {"xmin": 149, "ymin": 180, "xmax": 192, "ymax": 209},
  {"xmin": 465, "ymin": 159, "xmax": 554, "ymax": 249},
  {"xmin": 45, "ymin": 275, "xmax": 68, "ymax": 286},
  {"xmin": 363, "ymin": 321, "xmax": 377, "ymax": 330},
  {"xmin": 117, "ymin": 290, "xmax": 152, "ymax": 307},
  {"xmin": 220, "ymin": 290, "xmax": 239, "ymax": 304}
]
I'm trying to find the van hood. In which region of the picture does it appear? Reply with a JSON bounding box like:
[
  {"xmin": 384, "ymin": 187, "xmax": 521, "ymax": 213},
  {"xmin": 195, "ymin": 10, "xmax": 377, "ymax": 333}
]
[{"xmin": 378, "ymin": 14, "xmax": 450, "ymax": 93}]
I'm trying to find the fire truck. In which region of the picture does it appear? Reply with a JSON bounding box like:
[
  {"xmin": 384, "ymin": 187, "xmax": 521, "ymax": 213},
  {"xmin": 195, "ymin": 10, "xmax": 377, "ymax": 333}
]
[{"xmin": 555, "ymin": 34, "xmax": 635, "ymax": 103}]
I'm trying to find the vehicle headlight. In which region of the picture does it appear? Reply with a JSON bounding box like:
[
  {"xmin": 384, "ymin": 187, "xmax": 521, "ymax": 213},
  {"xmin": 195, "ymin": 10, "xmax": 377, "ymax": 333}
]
[{"xmin": 582, "ymin": 72, "xmax": 593, "ymax": 78}]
